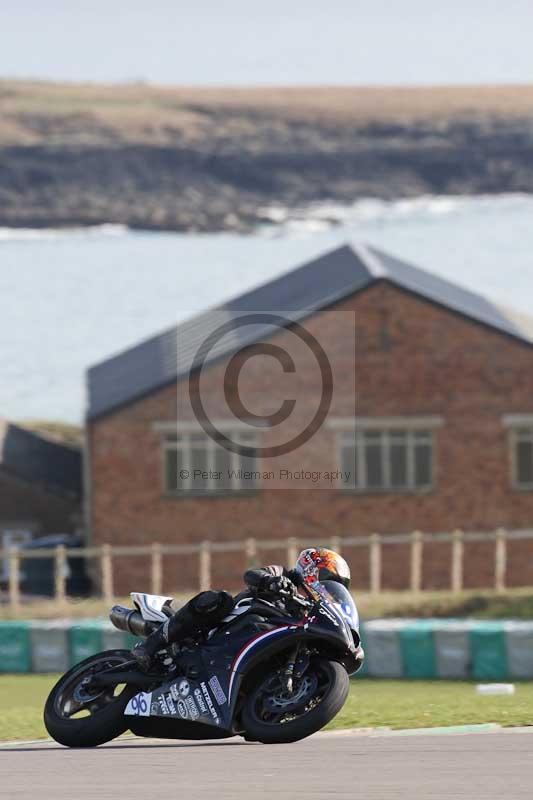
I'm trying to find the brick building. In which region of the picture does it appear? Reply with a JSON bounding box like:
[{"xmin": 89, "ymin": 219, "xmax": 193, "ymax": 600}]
[{"xmin": 86, "ymin": 244, "xmax": 533, "ymax": 593}]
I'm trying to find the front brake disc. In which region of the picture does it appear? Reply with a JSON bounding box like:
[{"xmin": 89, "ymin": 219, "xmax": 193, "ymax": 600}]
[{"xmin": 264, "ymin": 674, "xmax": 318, "ymax": 713}]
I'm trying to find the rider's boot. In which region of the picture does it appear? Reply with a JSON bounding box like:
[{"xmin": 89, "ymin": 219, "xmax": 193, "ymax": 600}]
[{"xmin": 131, "ymin": 623, "xmax": 172, "ymax": 672}]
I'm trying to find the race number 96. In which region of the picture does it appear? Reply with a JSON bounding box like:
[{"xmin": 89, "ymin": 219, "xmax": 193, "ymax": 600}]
[
  {"xmin": 131, "ymin": 696, "xmax": 147, "ymax": 714},
  {"xmin": 125, "ymin": 691, "xmax": 151, "ymax": 717}
]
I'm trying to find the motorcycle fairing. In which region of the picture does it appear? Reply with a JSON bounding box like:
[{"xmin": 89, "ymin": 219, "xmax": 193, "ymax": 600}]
[
  {"xmin": 316, "ymin": 580, "xmax": 360, "ymax": 644},
  {"xmin": 310, "ymin": 581, "xmax": 359, "ymax": 650},
  {"xmin": 125, "ymin": 587, "xmax": 359, "ymax": 733},
  {"xmin": 226, "ymin": 624, "xmax": 292, "ymax": 702},
  {"xmin": 125, "ymin": 673, "xmax": 233, "ymax": 731},
  {"xmin": 124, "ymin": 624, "xmax": 297, "ymax": 732}
]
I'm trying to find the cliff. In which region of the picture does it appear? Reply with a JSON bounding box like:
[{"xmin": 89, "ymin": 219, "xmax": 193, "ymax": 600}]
[{"xmin": 1, "ymin": 81, "xmax": 532, "ymax": 231}]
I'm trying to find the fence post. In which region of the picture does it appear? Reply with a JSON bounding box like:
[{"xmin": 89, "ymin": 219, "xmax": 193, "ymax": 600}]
[
  {"xmin": 494, "ymin": 528, "xmax": 507, "ymax": 594},
  {"xmin": 287, "ymin": 537, "xmax": 298, "ymax": 566},
  {"xmin": 410, "ymin": 531, "xmax": 423, "ymax": 594},
  {"xmin": 8, "ymin": 547, "xmax": 21, "ymax": 612},
  {"xmin": 199, "ymin": 541, "xmax": 212, "ymax": 591},
  {"xmin": 151, "ymin": 542, "xmax": 162, "ymax": 596},
  {"xmin": 245, "ymin": 537, "xmax": 258, "ymax": 568},
  {"xmin": 101, "ymin": 544, "xmax": 114, "ymax": 604},
  {"xmin": 451, "ymin": 529, "xmax": 464, "ymax": 593},
  {"xmin": 54, "ymin": 544, "xmax": 67, "ymax": 607},
  {"xmin": 369, "ymin": 534, "xmax": 382, "ymax": 595}
]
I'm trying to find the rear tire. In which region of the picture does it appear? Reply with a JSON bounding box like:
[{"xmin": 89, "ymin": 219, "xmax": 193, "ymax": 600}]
[
  {"xmin": 44, "ymin": 649, "xmax": 138, "ymax": 748},
  {"xmin": 241, "ymin": 658, "xmax": 349, "ymax": 744}
]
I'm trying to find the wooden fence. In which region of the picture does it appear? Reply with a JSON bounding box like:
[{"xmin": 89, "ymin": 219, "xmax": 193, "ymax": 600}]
[{"xmin": 1, "ymin": 528, "xmax": 532, "ymax": 612}]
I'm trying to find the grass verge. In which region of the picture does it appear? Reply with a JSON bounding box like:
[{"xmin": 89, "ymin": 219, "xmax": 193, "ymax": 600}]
[
  {"xmin": 0, "ymin": 674, "xmax": 57, "ymax": 742},
  {"xmin": 1, "ymin": 676, "xmax": 532, "ymax": 742},
  {"xmin": 356, "ymin": 588, "xmax": 533, "ymax": 620},
  {"xmin": 331, "ymin": 680, "xmax": 533, "ymax": 731}
]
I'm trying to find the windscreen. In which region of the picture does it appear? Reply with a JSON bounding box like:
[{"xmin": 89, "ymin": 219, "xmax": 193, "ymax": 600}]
[{"xmin": 320, "ymin": 580, "xmax": 360, "ymax": 640}]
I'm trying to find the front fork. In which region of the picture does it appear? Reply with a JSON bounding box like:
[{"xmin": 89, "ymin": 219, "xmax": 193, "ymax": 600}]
[{"xmin": 281, "ymin": 646, "xmax": 310, "ymax": 693}]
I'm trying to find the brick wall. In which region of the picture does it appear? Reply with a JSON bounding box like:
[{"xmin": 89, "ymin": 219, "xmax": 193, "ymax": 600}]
[{"xmin": 89, "ymin": 282, "xmax": 533, "ymax": 593}]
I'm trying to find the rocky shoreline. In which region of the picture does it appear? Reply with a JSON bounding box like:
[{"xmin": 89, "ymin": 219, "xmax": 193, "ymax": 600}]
[{"xmin": 1, "ymin": 82, "xmax": 532, "ymax": 232}]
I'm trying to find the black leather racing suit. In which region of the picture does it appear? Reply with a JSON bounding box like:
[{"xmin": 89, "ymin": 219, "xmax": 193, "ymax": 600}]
[{"xmin": 132, "ymin": 565, "xmax": 297, "ymax": 669}]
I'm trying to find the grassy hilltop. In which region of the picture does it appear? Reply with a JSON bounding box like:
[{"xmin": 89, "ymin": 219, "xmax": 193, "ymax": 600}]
[{"xmin": 1, "ymin": 81, "xmax": 533, "ymax": 231}]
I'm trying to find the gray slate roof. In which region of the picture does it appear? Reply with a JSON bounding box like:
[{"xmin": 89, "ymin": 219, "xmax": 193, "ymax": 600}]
[
  {"xmin": 0, "ymin": 420, "xmax": 82, "ymax": 497},
  {"xmin": 87, "ymin": 242, "xmax": 533, "ymax": 420}
]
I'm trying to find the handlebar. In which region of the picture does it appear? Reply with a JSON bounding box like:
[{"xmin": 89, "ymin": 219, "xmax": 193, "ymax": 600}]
[{"xmin": 277, "ymin": 587, "xmax": 314, "ymax": 612}]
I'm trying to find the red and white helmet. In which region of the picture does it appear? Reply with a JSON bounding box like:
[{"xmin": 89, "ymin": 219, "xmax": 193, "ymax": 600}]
[{"xmin": 294, "ymin": 548, "xmax": 351, "ymax": 589}]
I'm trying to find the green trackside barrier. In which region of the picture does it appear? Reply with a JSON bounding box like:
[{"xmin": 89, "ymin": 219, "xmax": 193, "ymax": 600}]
[
  {"xmin": 0, "ymin": 621, "xmax": 31, "ymax": 673},
  {"xmin": 69, "ymin": 620, "xmax": 104, "ymax": 666},
  {"xmin": 5, "ymin": 618, "xmax": 532, "ymax": 678},
  {"xmin": 124, "ymin": 631, "xmax": 142, "ymax": 651},
  {"xmin": 433, "ymin": 621, "xmax": 471, "ymax": 679},
  {"xmin": 399, "ymin": 621, "xmax": 437, "ymax": 678},
  {"xmin": 363, "ymin": 620, "xmax": 409, "ymax": 677},
  {"xmin": 354, "ymin": 621, "xmax": 368, "ymax": 677},
  {"xmin": 503, "ymin": 621, "xmax": 533, "ymax": 678},
  {"xmin": 30, "ymin": 621, "xmax": 70, "ymax": 672},
  {"xmin": 469, "ymin": 622, "xmax": 508, "ymax": 681}
]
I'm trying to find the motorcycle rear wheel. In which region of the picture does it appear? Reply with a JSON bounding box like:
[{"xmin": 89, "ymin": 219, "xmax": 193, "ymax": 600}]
[
  {"xmin": 241, "ymin": 657, "xmax": 349, "ymax": 744},
  {"xmin": 44, "ymin": 649, "xmax": 138, "ymax": 748}
]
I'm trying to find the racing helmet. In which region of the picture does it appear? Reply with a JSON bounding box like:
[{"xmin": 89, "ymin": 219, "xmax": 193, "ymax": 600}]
[{"xmin": 294, "ymin": 548, "xmax": 351, "ymax": 589}]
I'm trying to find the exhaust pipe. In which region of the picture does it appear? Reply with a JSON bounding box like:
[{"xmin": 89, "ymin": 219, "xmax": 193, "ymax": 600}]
[{"xmin": 109, "ymin": 605, "xmax": 157, "ymax": 638}]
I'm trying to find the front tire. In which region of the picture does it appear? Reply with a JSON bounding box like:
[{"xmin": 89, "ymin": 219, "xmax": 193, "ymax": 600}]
[
  {"xmin": 44, "ymin": 649, "xmax": 138, "ymax": 748},
  {"xmin": 241, "ymin": 658, "xmax": 349, "ymax": 744}
]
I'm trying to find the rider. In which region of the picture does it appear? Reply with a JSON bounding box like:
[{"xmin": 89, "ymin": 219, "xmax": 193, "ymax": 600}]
[{"xmin": 132, "ymin": 547, "xmax": 352, "ymax": 671}]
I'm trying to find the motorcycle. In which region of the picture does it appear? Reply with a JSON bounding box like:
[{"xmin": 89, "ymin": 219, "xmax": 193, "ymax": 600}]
[{"xmin": 44, "ymin": 579, "xmax": 363, "ymax": 747}]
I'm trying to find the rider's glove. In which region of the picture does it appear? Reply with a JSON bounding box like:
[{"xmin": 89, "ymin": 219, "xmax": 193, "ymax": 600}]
[
  {"xmin": 285, "ymin": 568, "xmax": 304, "ymax": 587},
  {"xmin": 262, "ymin": 575, "xmax": 297, "ymax": 596}
]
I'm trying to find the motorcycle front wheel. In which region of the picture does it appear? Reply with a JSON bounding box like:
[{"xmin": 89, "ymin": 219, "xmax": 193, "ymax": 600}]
[
  {"xmin": 241, "ymin": 657, "xmax": 349, "ymax": 744},
  {"xmin": 44, "ymin": 649, "xmax": 138, "ymax": 747}
]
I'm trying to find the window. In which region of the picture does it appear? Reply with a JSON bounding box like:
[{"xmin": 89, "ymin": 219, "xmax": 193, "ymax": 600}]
[
  {"xmin": 339, "ymin": 429, "xmax": 434, "ymax": 492},
  {"xmin": 163, "ymin": 432, "xmax": 257, "ymax": 495},
  {"xmin": 511, "ymin": 427, "xmax": 533, "ymax": 489}
]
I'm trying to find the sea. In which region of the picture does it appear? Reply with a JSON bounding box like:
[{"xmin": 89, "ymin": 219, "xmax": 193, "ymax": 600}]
[{"xmin": 1, "ymin": 193, "xmax": 532, "ymax": 424}]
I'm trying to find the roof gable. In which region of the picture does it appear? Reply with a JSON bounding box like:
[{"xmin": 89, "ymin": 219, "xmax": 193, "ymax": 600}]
[
  {"xmin": 87, "ymin": 243, "xmax": 533, "ymax": 420},
  {"xmin": 0, "ymin": 420, "xmax": 82, "ymax": 497},
  {"xmin": 364, "ymin": 244, "xmax": 527, "ymax": 340}
]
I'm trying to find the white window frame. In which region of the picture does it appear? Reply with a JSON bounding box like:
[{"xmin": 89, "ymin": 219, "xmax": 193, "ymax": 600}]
[
  {"xmin": 508, "ymin": 426, "xmax": 533, "ymax": 491},
  {"xmin": 162, "ymin": 431, "xmax": 258, "ymax": 495},
  {"xmin": 332, "ymin": 417, "xmax": 441, "ymax": 493},
  {"xmin": 502, "ymin": 416, "xmax": 533, "ymax": 491}
]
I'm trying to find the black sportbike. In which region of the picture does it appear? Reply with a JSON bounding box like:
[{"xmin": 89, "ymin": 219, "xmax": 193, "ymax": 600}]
[{"xmin": 44, "ymin": 580, "xmax": 363, "ymax": 747}]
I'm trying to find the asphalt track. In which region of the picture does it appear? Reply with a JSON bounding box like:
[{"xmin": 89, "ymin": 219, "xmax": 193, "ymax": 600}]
[{"xmin": 2, "ymin": 728, "xmax": 533, "ymax": 800}]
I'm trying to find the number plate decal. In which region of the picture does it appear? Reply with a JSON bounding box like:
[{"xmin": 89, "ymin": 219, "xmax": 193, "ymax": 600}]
[{"xmin": 124, "ymin": 691, "xmax": 152, "ymax": 717}]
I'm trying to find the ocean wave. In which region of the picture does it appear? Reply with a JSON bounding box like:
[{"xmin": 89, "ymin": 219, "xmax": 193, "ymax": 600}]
[
  {"xmin": 0, "ymin": 223, "xmax": 129, "ymax": 242},
  {"xmin": 258, "ymin": 193, "xmax": 533, "ymax": 236},
  {"xmin": 1, "ymin": 193, "xmax": 532, "ymax": 243}
]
